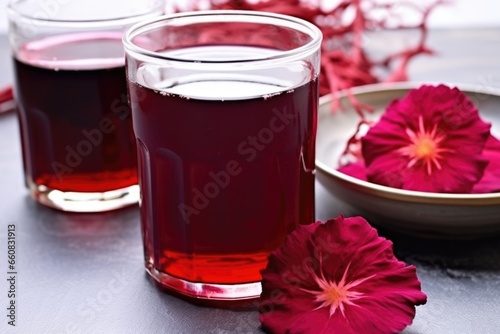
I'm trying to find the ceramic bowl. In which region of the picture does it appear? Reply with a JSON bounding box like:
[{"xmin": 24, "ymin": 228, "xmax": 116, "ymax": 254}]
[{"xmin": 316, "ymin": 82, "xmax": 500, "ymax": 238}]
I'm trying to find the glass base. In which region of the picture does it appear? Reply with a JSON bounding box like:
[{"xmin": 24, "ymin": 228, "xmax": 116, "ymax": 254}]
[
  {"xmin": 28, "ymin": 181, "xmax": 140, "ymax": 212},
  {"xmin": 145, "ymin": 262, "xmax": 262, "ymax": 301}
]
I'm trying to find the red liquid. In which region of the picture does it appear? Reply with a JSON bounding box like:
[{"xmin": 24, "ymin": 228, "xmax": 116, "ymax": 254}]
[
  {"xmin": 13, "ymin": 34, "xmax": 137, "ymax": 193},
  {"xmin": 129, "ymin": 77, "xmax": 318, "ymax": 284}
]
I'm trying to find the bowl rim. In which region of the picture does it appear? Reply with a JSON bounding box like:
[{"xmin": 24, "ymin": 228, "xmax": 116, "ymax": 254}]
[{"xmin": 316, "ymin": 81, "xmax": 500, "ymax": 206}]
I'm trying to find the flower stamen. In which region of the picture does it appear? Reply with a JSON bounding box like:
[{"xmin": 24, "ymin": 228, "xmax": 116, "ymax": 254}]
[
  {"xmin": 398, "ymin": 115, "xmax": 452, "ymax": 175},
  {"xmin": 302, "ymin": 262, "xmax": 374, "ymax": 318}
]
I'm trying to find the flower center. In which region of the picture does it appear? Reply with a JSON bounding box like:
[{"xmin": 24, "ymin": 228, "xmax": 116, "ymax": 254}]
[
  {"xmin": 398, "ymin": 115, "xmax": 450, "ymax": 175},
  {"xmin": 411, "ymin": 136, "xmax": 437, "ymax": 159},
  {"xmin": 323, "ymin": 285, "xmax": 349, "ymax": 305},
  {"xmin": 301, "ymin": 263, "xmax": 374, "ymax": 318}
]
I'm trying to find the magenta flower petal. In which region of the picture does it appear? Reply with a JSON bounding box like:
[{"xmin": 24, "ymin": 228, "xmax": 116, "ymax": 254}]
[
  {"xmin": 337, "ymin": 160, "xmax": 368, "ymax": 181},
  {"xmin": 259, "ymin": 216, "xmax": 427, "ymax": 334},
  {"xmin": 473, "ymin": 135, "xmax": 500, "ymax": 193},
  {"xmin": 361, "ymin": 85, "xmax": 491, "ymax": 193}
]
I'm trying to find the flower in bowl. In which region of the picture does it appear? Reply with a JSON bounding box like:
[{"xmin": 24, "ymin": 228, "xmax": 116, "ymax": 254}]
[{"xmin": 338, "ymin": 84, "xmax": 500, "ymax": 194}]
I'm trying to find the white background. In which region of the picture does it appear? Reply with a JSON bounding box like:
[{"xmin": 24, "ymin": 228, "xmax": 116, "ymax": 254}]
[{"xmin": 0, "ymin": 0, "xmax": 499, "ymax": 32}]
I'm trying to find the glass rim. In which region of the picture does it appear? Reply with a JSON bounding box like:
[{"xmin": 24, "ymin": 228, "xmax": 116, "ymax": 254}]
[
  {"xmin": 7, "ymin": 0, "xmax": 164, "ymax": 28},
  {"xmin": 122, "ymin": 10, "xmax": 323, "ymax": 66}
]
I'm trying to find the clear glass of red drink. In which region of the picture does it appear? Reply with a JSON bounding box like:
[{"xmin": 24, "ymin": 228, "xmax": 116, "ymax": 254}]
[
  {"xmin": 123, "ymin": 11, "xmax": 322, "ymax": 300},
  {"xmin": 7, "ymin": 0, "xmax": 163, "ymax": 212}
]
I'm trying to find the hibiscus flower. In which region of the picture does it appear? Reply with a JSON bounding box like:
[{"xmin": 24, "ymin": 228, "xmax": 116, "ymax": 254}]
[
  {"xmin": 259, "ymin": 216, "xmax": 426, "ymax": 334},
  {"xmin": 338, "ymin": 85, "xmax": 500, "ymax": 193}
]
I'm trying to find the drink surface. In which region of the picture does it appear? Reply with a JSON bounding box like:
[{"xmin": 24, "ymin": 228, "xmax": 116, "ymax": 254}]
[
  {"xmin": 130, "ymin": 45, "xmax": 318, "ymax": 284},
  {"xmin": 14, "ymin": 33, "xmax": 138, "ymax": 193}
]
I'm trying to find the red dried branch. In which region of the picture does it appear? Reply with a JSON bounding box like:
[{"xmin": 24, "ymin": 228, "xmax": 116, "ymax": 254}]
[
  {"xmin": 0, "ymin": 86, "xmax": 14, "ymax": 114},
  {"xmin": 175, "ymin": 0, "xmax": 445, "ymax": 114},
  {"xmin": 0, "ymin": 86, "xmax": 13, "ymax": 105}
]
